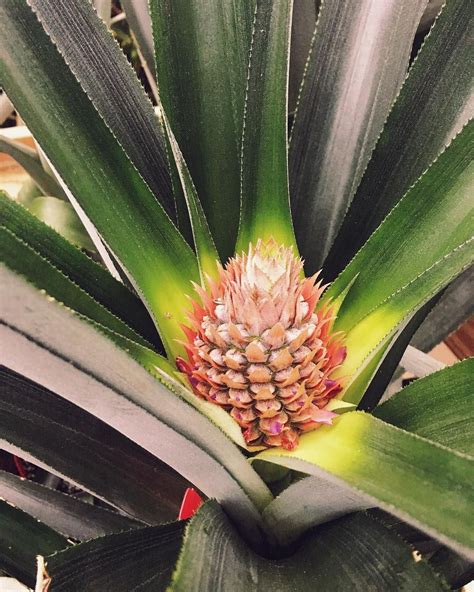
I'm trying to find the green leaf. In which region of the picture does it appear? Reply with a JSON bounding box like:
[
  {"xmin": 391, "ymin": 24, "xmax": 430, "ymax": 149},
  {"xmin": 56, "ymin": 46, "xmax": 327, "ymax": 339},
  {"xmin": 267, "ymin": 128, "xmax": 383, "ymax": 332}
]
[
  {"xmin": 289, "ymin": 0, "xmax": 427, "ymax": 272},
  {"xmin": 236, "ymin": 0, "xmax": 296, "ymax": 253},
  {"xmin": 120, "ymin": 0, "xmax": 156, "ymax": 78},
  {"xmin": 0, "ymin": 499, "xmax": 69, "ymax": 589},
  {"xmin": 324, "ymin": 121, "xmax": 474, "ymax": 401},
  {"xmin": 428, "ymin": 546, "xmax": 474, "ymax": 589},
  {"xmin": 325, "ymin": 0, "xmax": 474, "ymax": 280},
  {"xmin": 37, "ymin": 522, "xmax": 185, "ymax": 592},
  {"xmin": 0, "ymin": 192, "xmax": 161, "ymax": 348},
  {"xmin": 150, "ymin": 0, "xmax": 255, "ymax": 260},
  {"xmin": 374, "ymin": 359, "xmax": 474, "ymax": 456},
  {"xmin": 28, "ymin": 0, "xmax": 175, "ymax": 219},
  {"xmin": 27, "ymin": 196, "xmax": 94, "ymax": 250},
  {"xmin": 0, "ymin": 367, "xmax": 187, "ymax": 525},
  {"xmin": 288, "ymin": 0, "xmax": 319, "ymax": 114},
  {"xmin": 0, "ymin": 134, "xmax": 66, "ymax": 199},
  {"xmin": 169, "ymin": 501, "xmax": 446, "ymax": 591},
  {"xmin": 0, "ymin": 225, "xmax": 155, "ymax": 351},
  {"xmin": 262, "ymin": 474, "xmax": 370, "ymax": 546},
  {"xmin": 0, "ymin": 268, "xmax": 273, "ymax": 543},
  {"xmin": 162, "ymin": 116, "xmax": 220, "ymax": 283},
  {"xmin": 412, "ymin": 266, "xmax": 474, "ymax": 352},
  {"xmin": 158, "ymin": 111, "xmax": 194, "ymax": 246},
  {"xmin": 357, "ymin": 297, "xmax": 442, "ymax": 411},
  {"xmin": 255, "ymin": 411, "xmax": 474, "ymax": 558},
  {"xmin": 0, "ymin": 0, "xmax": 199, "ymax": 358},
  {"xmin": 0, "ymin": 470, "xmax": 141, "ymax": 541}
]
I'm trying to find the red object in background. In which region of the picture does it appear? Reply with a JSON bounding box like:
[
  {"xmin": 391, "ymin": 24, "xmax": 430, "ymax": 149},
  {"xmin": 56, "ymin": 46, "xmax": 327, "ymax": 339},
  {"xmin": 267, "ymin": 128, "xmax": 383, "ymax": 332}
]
[
  {"xmin": 13, "ymin": 455, "xmax": 27, "ymax": 478},
  {"xmin": 178, "ymin": 488, "xmax": 203, "ymax": 520}
]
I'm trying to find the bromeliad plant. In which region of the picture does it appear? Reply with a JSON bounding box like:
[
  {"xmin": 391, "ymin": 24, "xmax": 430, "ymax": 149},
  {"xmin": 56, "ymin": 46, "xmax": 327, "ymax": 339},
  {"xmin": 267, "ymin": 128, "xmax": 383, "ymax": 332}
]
[{"xmin": 0, "ymin": 0, "xmax": 473, "ymax": 590}]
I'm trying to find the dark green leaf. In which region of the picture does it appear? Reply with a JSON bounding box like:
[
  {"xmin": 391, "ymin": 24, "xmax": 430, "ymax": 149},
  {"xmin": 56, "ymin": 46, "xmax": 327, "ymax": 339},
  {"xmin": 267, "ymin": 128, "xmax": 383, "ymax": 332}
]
[
  {"xmin": 159, "ymin": 110, "xmax": 193, "ymax": 245},
  {"xmin": 0, "ymin": 470, "xmax": 141, "ymax": 541},
  {"xmin": 38, "ymin": 521, "xmax": 185, "ymax": 592},
  {"xmin": 0, "ymin": 0, "xmax": 199, "ymax": 358},
  {"xmin": 0, "ymin": 215, "xmax": 157, "ymax": 351},
  {"xmin": 411, "ymin": 266, "xmax": 474, "ymax": 352},
  {"xmin": 150, "ymin": 0, "xmax": 255, "ymax": 260},
  {"xmin": 428, "ymin": 546, "xmax": 474, "ymax": 589},
  {"xmin": 162, "ymin": 117, "xmax": 220, "ymax": 282},
  {"xmin": 256, "ymin": 411, "xmax": 474, "ymax": 558},
  {"xmin": 325, "ymin": 0, "xmax": 474, "ymax": 279},
  {"xmin": 0, "ymin": 134, "xmax": 66, "ymax": 199},
  {"xmin": 0, "ymin": 269, "xmax": 273, "ymax": 544},
  {"xmin": 358, "ymin": 297, "xmax": 440, "ymax": 411},
  {"xmin": 0, "ymin": 499, "xmax": 69, "ymax": 589},
  {"xmin": 324, "ymin": 121, "xmax": 474, "ymax": 401},
  {"xmin": 290, "ymin": 0, "xmax": 427, "ymax": 272},
  {"xmin": 0, "ymin": 187, "xmax": 160, "ymax": 349},
  {"xmin": 237, "ymin": 0, "xmax": 296, "ymax": 253},
  {"xmin": 169, "ymin": 502, "xmax": 446, "ymax": 591},
  {"xmin": 262, "ymin": 474, "xmax": 370, "ymax": 546},
  {"xmin": 374, "ymin": 359, "xmax": 474, "ymax": 455},
  {"xmin": 28, "ymin": 0, "xmax": 175, "ymax": 218},
  {"xmin": 288, "ymin": 0, "xmax": 319, "ymax": 114},
  {"xmin": 0, "ymin": 366, "xmax": 187, "ymax": 525}
]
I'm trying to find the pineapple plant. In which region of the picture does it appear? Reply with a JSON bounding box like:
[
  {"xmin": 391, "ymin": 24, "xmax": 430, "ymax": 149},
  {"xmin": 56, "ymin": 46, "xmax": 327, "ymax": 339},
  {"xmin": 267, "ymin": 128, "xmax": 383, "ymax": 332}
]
[{"xmin": 0, "ymin": 0, "xmax": 473, "ymax": 590}]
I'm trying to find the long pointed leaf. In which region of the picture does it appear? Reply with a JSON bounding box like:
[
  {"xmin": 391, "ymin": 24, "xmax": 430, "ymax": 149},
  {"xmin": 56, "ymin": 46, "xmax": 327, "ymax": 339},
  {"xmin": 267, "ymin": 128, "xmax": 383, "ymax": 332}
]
[
  {"xmin": 325, "ymin": 0, "xmax": 474, "ymax": 279},
  {"xmin": 150, "ymin": 0, "xmax": 255, "ymax": 260},
  {"xmin": 37, "ymin": 522, "xmax": 186, "ymax": 592},
  {"xmin": 357, "ymin": 297, "xmax": 440, "ymax": 411},
  {"xmin": 163, "ymin": 117, "xmax": 220, "ymax": 282},
  {"xmin": 0, "ymin": 470, "xmax": 141, "ymax": 541},
  {"xmin": 0, "ymin": 366, "xmax": 187, "ymax": 525},
  {"xmin": 0, "ymin": 192, "xmax": 160, "ymax": 349},
  {"xmin": 168, "ymin": 501, "xmax": 445, "ymax": 591},
  {"xmin": 0, "ymin": 193, "xmax": 158, "ymax": 346},
  {"xmin": 340, "ymin": 239, "xmax": 472, "ymax": 403},
  {"xmin": 288, "ymin": 0, "xmax": 319, "ymax": 114},
  {"xmin": 0, "ymin": 500, "xmax": 69, "ymax": 589},
  {"xmin": 0, "ymin": 1, "xmax": 199, "ymax": 358},
  {"xmin": 0, "ymin": 225, "xmax": 155, "ymax": 347},
  {"xmin": 256, "ymin": 411, "xmax": 474, "ymax": 558},
  {"xmin": 28, "ymin": 0, "xmax": 175, "ymax": 218},
  {"xmin": 266, "ymin": 358, "xmax": 474, "ymax": 543},
  {"xmin": 237, "ymin": 0, "xmax": 296, "ymax": 252},
  {"xmin": 289, "ymin": 0, "xmax": 427, "ymax": 272},
  {"xmin": 0, "ymin": 134, "xmax": 65, "ymax": 199},
  {"xmin": 374, "ymin": 359, "xmax": 474, "ymax": 455},
  {"xmin": 324, "ymin": 121, "xmax": 474, "ymax": 400},
  {"xmin": 0, "ymin": 269, "xmax": 273, "ymax": 544}
]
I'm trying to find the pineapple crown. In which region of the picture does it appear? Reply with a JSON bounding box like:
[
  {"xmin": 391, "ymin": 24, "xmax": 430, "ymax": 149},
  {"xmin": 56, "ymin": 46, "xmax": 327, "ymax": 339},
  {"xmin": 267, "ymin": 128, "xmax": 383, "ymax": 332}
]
[{"xmin": 178, "ymin": 239, "xmax": 347, "ymax": 450}]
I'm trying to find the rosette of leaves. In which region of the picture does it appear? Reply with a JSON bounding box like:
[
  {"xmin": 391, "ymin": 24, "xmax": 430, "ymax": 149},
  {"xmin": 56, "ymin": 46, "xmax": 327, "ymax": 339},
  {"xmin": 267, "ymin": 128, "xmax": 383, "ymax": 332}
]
[{"xmin": 0, "ymin": 0, "xmax": 473, "ymax": 590}]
